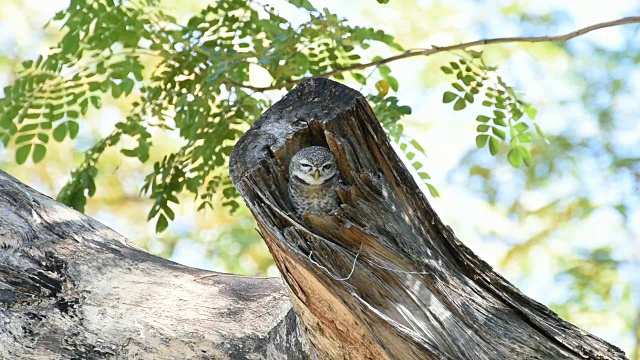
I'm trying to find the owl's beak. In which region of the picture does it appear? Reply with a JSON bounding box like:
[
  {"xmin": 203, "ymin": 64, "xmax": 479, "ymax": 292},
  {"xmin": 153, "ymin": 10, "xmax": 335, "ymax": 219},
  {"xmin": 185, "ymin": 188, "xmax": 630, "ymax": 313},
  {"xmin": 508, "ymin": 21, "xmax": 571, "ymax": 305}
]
[{"xmin": 314, "ymin": 170, "xmax": 320, "ymax": 181}]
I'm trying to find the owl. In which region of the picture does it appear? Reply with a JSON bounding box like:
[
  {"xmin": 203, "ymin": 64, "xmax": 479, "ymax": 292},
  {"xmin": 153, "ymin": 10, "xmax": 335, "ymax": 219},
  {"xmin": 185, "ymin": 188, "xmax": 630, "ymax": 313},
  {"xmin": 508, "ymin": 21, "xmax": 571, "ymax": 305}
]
[{"xmin": 288, "ymin": 146, "xmax": 340, "ymax": 215}]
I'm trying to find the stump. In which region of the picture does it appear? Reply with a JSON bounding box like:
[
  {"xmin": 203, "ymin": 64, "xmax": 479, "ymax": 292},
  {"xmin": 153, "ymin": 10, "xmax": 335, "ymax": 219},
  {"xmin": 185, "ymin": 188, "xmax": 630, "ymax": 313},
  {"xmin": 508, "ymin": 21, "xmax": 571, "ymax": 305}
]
[{"xmin": 229, "ymin": 77, "xmax": 626, "ymax": 359}]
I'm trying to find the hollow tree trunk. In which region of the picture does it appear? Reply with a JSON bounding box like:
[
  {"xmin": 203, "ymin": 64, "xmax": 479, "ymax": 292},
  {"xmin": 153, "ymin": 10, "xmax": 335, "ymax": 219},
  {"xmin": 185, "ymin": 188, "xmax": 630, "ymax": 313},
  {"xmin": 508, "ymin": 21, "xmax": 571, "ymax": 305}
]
[
  {"xmin": 0, "ymin": 170, "xmax": 310, "ymax": 359},
  {"xmin": 229, "ymin": 77, "xmax": 627, "ymax": 359}
]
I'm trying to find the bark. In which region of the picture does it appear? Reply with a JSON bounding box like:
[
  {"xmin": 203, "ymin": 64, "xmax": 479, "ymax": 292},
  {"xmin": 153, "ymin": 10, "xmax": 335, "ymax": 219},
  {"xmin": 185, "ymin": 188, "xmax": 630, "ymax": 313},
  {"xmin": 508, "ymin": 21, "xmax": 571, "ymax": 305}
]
[
  {"xmin": 229, "ymin": 77, "xmax": 627, "ymax": 359},
  {"xmin": 0, "ymin": 170, "xmax": 310, "ymax": 359}
]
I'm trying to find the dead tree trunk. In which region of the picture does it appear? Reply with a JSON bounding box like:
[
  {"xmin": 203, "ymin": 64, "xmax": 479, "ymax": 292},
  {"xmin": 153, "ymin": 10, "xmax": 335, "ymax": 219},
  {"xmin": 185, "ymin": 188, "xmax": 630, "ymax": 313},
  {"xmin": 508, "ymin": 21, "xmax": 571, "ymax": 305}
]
[
  {"xmin": 229, "ymin": 77, "xmax": 627, "ymax": 359},
  {"xmin": 0, "ymin": 170, "xmax": 310, "ymax": 359}
]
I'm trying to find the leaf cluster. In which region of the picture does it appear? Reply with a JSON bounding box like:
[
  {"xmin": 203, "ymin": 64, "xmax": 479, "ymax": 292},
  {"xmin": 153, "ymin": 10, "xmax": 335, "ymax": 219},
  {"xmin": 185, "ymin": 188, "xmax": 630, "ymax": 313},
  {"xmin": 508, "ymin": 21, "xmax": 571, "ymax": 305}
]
[
  {"xmin": 0, "ymin": 0, "xmax": 414, "ymax": 231},
  {"xmin": 441, "ymin": 51, "xmax": 545, "ymax": 168}
]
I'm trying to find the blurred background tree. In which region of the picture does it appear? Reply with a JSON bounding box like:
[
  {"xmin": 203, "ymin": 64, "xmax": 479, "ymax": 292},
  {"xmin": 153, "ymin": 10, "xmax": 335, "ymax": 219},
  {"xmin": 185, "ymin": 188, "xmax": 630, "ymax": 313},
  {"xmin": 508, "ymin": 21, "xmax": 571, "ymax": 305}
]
[{"xmin": 0, "ymin": 0, "xmax": 638, "ymax": 357}]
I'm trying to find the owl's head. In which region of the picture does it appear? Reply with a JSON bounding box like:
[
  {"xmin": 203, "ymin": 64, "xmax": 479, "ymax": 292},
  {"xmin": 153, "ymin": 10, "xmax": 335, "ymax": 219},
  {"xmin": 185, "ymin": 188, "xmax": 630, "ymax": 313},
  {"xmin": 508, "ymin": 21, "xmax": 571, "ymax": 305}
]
[{"xmin": 289, "ymin": 146, "xmax": 337, "ymax": 185}]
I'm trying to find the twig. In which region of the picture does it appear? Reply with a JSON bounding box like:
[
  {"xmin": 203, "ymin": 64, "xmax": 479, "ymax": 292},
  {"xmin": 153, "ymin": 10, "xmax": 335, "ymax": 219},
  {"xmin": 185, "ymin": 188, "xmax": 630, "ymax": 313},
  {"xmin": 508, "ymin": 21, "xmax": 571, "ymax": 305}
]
[
  {"xmin": 308, "ymin": 242, "xmax": 363, "ymax": 282},
  {"xmin": 228, "ymin": 16, "xmax": 640, "ymax": 92}
]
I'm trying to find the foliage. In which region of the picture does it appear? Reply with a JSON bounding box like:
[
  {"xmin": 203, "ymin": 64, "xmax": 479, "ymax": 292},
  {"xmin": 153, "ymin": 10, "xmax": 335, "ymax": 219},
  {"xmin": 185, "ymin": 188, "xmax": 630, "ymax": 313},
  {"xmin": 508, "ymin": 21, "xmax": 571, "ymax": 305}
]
[
  {"xmin": 440, "ymin": 51, "xmax": 542, "ymax": 168},
  {"xmin": 0, "ymin": 0, "xmax": 538, "ymax": 232}
]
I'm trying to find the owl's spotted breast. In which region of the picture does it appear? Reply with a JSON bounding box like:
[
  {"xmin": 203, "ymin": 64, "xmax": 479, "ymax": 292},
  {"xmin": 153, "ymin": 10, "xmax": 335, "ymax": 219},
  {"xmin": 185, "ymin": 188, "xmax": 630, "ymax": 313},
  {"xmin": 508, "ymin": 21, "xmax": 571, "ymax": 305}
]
[
  {"xmin": 288, "ymin": 146, "xmax": 340, "ymax": 215},
  {"xmin": 289, "ymin": 174, "xmax": 339, "ymax": 215}
]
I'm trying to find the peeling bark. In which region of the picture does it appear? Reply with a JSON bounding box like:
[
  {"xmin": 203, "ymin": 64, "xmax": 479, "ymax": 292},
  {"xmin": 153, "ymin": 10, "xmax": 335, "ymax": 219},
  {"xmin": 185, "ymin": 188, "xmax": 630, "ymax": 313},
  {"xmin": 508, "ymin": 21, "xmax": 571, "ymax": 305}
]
[
  {"xmin": 0, "ymin": 170, "xmax": 310, "ymax": 359},
  {"xmin": 229, "ymin": 77, "xmax": 627, "ymax": 359}
]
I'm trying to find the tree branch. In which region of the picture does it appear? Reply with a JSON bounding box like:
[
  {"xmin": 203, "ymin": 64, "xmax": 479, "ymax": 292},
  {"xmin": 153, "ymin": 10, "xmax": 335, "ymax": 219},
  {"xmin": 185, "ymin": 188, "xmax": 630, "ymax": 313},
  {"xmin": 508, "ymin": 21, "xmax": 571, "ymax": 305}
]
[
  {"xmin": 232, "ymin": 16, "xmax": 640, "ymax": 92},
  {"xmin": 0, "ymin": 169, "xmax": 311, "ymax": 358}
]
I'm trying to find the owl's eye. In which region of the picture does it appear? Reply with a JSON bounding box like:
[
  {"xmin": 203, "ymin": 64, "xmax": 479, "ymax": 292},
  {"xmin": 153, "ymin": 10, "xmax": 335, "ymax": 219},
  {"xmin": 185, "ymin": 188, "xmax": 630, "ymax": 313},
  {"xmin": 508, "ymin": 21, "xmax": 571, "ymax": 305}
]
[
  {"xmin": 322, "ymin": 164, "xmax": 332, "ymax": 170},
  {"xmin": 300, "ymin": 164, "xmax": 312, "ymax": 171}
]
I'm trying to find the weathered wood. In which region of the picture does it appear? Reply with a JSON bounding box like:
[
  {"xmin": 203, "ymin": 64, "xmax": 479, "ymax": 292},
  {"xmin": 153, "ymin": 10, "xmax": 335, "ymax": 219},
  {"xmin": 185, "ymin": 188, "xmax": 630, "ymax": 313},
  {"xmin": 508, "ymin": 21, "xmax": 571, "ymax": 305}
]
[
  {"xmin": 0, "ymin": 170, "xmax": 310, "ymax": 359},
  {"xmin": 229, "ymin": 77, "xmax": 627, "ymax": 359}
]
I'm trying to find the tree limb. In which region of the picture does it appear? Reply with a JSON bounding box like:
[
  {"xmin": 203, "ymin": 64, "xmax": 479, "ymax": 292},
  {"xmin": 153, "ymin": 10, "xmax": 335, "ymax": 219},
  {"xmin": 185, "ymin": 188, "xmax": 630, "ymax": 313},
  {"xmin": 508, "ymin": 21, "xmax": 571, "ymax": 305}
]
[
  {"xmin": 232, "ymin": 16, "xmax": 640, "ymax": 92},
  {"xmin": 0, "ymin": 170, "xmax": 311, "ymax": 359}
]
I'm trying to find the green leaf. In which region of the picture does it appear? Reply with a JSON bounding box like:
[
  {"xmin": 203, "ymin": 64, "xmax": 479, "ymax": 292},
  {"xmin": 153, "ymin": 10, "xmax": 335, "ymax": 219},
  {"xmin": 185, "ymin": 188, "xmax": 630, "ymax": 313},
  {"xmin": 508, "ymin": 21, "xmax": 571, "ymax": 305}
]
[
  {"xmin": 466, "ymin": 50, "xmax": 483, "ymax": 58},
  {"xmin": 514, "ymin": 122, "xmax": 529, "ymax": 133},
  {"xmin": 410, "ymin": 139, "xmax": 425, "ymax": 154},
  {"xmin": 488, "ymin": 137, "xmax": 500, "ymax": 155},
  {"xmin": 15, "ymin": 144, "xmax": 31, "ymax": 164},
  {"xmin": 493, "ymin": 117, "xmax": 507, "ymax": 127},
  {"xmin": 412, "ymin": 161, "xmax": 423, "ymax": 170},
  {"xmin": 442, "ymin": 91, "xmax": 457, "ymax": 104},
  {"xmin": 379, "ymin": 65, "xmax": 392, "ymax": 77},
  {"xmin": 461, "ymin": 75, "xmax": 474, "ymax": 86},
  {"xmin": 397, "ymin": 105, "xmax": 411, "ymax": 114},
  {"xmin": 524, "ymin": 105, "xmax": 538, "ymax": 119},
  {"xmin": 121, "ymin": 78, "xmax": 135, "ymax": 95},
  {"xmin": 80, "ymin": 99, "xmax": 89, "ymax": 114},
  {"xmin": 61, "ymin": 30, "xmax": 80, "ymax": 54},
  {"xmin": 351, "ymin": 72, "xmax": 366, "ymax": 85},
  {"xmin": 492, "ymin": 127, "xmax": 506, "ymax": 140},
  {"xmin": 53, "ymin": 124, "xmax": 67, "ymax": 142},
  {"xmin": 68, "ymin": 121, "xmax": 79, "ymax": 139},
  {"xmin": 287, "ymin": 0, "xmax": 316, "ymax": 10},
  {"xmin": 512, "ymin": 109, "xmax": 523, "ymax": 120},
  {"xmin": 162, "ymin": 204, "xmax": 175, "ymax": 220},
  {"xmin": 155, "ymin": 214, "xmax": 169, "ymax": 233},
  {"xmin": 535, "ymin": 123, "xmax": 549, "ymax": 143},
  {"xmin": 519, "ymin": 145, "xmax": 532, "ymax": 166},
  {"xmin": 464, "ymin": 92, "xmax": 474, "ymax": 103},
  {"xmin": 112, "ymin": 84, "xmax": 123, "ymax": 98},
  {"xmin": 295, "ymin": 53, "xmax": 310, "ymax": 70},
  {"xmin": 90, "ymin": 96, "xmax": 102, "ymax": 109},
  {"xmin": 477, "ymin": 125, "xmax": 489, "ymax": 132},
  {"xmin": 426, "ymin": 184, "xmax": 440, "ymax": 197},
  {"xmin": 418, "ymin": 172, "xmax": 431, "ymax": 180},
  {"xmin": 32, "ymin": 144, "xmax": 46, "ymax": 163},
  {"xmin": 453, "ymin": 98, "xmax": 466, "ymax": 111},
  {"xmin": 517, "ymin": 133, "xmax": 532, "ymax": 143},
  {"xmin": 37, "ymin": 134, "xmax": 51, "ymax": 146},
  {"xmin": 16, "ymin": 134, "xmax": 35, "ymax": 143},
  {"xmin": 387, "ymin": 76, "xmax": 399, "ymax": 91},
  {"xmin": 440, "ymin": 66, "xmax": 453, "ymax": 75},
  {"xmin": 476, "ymin": 115, "xmax": 490, "ymax": 123},
  {"xmin": 507, "ymin": 147, "xmax": 522, "ymax": 168},
  {"xmin": 476, "ymin": 134, "xmax": 489, "ymax": 149}
]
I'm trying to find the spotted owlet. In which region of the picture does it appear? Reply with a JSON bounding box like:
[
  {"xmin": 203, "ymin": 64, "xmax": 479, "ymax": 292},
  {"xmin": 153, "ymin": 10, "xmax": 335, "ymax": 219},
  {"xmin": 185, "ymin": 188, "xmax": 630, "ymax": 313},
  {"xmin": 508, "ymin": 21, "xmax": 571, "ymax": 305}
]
[{"xmin": 288, "ymin": 146, "xmax": 340, "ymax": 215}]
